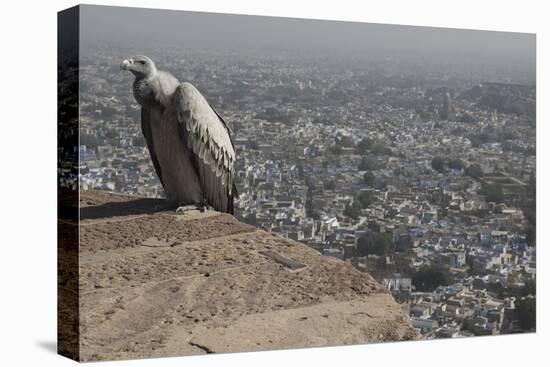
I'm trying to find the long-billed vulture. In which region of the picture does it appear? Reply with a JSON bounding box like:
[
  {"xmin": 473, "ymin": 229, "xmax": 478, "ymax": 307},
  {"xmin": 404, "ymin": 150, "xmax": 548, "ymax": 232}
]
[{"xmin": 120, "ymin": 55, "xmax": 237, "ymax": 213}]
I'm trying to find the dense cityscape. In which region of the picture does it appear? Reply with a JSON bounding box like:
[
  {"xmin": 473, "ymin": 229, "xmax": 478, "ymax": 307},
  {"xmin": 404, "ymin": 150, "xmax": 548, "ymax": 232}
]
[{"xmin": 76, "ymin": 44, "xmax": 536, "ymax": 339}]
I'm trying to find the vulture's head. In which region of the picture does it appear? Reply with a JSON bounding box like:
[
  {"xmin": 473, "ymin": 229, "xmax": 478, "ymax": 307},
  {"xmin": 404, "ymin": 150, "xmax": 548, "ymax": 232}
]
[{"xmin": 120, "ymin": 55, "xmax": 157, "ymax": 78}]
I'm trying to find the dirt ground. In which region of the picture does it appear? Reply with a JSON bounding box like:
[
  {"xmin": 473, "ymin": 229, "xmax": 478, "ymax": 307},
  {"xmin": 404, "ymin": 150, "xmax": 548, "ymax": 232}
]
[{"xmin": 68, "ymin": 190, "xmax": 417, "ymax": 361}]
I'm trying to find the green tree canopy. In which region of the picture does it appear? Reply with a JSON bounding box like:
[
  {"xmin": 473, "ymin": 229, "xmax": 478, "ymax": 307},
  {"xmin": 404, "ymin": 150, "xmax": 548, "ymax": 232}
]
[
  {"xmin": 324, "ymin": 180, "xmax": 336, "ymax": 191},
  {"xmin": 515, "ymin": 296, "xmax": 536, "ymax": 331},
  {"xmin": 371, "ymin": 141, "xmax": 390, "ymax": 155},
  {"xmin": 327, "ymin": 145, "xmax": 343, "ymax": 155},
  {"xmin": 465, "ymin": 164, "xmax": 484, "ymax": 178},
  {"xmin": 458, "ymin": 112, "xmax": 476, "ymax": 123},
  {"xmin": 358, "ymin": 156, "xmax": 378, "ymax": 171},
  {"xmin": 448, "ymin": 158, "xmax": 465, "ymax": 170},
  {"xmin": 357, "ymin": 191, "xmax": 376, "ymax": 208},
  {"xmin": 356, "ymin": 137, "xmax": 373, "ymax": 153},
  {"xmin": 344, "ymin": 201, "xmax": 362, "ymax": 220},
  {"xmin": 357, "ymin": 231, "xmax": 393, "ymax": 256},
  {"xmin": 412, "ymin": 264, "xmax": 454, "ymax": 292},
  {"xmin": 80, "ymin": 133, "xmax": 102, "ymax": 149},
  {"xmin": 480, "ymin": 183, "xmax": 505, "ymax": 203},
  {"xmin": 431, "ymin": 156, "xmax": 446, "ymax": 173},
  {"xmin": 363, "ymin": 171, "xmax": 375, "ymax": 186},
  {"xmin": 104, "ymin": 128, "xmax": 118, "ymax": 140},
  {"xmin": 335, "ymin": 134, "xmax": 354, "ymax": 148}
]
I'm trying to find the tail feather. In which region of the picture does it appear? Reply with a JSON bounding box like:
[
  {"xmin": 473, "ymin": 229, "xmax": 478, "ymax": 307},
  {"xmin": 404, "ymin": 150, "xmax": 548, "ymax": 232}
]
[
  {"xmin": 227, "ymin": 182, "xmax": 238, "ymax": 215},
  {"xmin": 228, "ymin": 195, "xmax": 234, "ymax": 215}
]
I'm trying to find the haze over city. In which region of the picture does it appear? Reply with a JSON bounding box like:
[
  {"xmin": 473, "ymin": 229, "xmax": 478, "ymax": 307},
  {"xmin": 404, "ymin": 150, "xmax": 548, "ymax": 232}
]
[{"xmin": 80, "ymin": 5, "xmax": 535, "ymax": 85}]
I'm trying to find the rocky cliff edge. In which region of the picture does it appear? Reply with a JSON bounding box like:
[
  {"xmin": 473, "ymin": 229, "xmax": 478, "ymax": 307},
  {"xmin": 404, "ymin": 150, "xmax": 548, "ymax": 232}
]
[{"xmin": 66, "ymin": 190, "xmax": 416, "ymax": 361}]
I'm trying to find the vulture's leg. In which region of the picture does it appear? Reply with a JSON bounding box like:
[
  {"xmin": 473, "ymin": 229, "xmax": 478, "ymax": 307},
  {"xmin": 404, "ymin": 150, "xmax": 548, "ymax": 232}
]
[{"xmin": 199, "ymin": 197, "xmax": 213, "ymax": 212}]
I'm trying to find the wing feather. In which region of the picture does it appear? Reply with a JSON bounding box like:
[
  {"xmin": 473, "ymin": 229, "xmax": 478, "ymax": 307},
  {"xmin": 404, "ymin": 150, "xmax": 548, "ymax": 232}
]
[
  {"xmin": 173, "ymin": 82, "xmax": 237, "ymax": 213},
  {"xmin": 141, "ymin": 108, "xmax": 164, "ymax": 188}
]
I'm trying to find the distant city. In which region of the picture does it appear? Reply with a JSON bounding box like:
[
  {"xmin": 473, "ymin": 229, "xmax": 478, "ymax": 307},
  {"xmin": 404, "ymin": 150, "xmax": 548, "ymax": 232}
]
[{"xmin": 74, "ymin": 44, "xmax": 536, "ymax": 338}]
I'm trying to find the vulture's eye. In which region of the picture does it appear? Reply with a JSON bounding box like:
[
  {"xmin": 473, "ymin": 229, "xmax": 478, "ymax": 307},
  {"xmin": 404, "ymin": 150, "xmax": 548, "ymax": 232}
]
[{"xmin": 139, "ymin": 60, "xmax": 146, "ymax": 65}]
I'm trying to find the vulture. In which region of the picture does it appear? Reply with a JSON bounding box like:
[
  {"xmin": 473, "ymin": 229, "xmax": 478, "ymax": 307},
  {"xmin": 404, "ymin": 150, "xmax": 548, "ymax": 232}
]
[{"xmin": 120, "ymin": 55, "xmax": 237, "ymax": 213}]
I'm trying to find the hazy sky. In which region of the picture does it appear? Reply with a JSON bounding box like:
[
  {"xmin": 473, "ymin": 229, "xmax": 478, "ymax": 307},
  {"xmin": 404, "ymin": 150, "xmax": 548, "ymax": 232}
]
[
  {"xmin": 78, "ymin": 4, "xmax": 535, "ymax": 82},
  {"xmin": 79, "ymin": 5, "xmax": 534, "ymax": 53}
]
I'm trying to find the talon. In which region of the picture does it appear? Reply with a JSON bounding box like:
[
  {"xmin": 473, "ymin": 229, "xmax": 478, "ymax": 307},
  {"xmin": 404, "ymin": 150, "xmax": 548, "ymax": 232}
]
[
  {"xmin": 200, "ymin": 198, "xmax": 210, "ymax": 212},
  {"xmin": 176, "ymin": 204, "xmax": 199, "ymax": 214}
]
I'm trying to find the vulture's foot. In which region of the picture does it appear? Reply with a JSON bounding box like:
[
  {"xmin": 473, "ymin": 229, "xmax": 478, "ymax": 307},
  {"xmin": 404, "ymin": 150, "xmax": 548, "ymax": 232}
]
[
  {"xmin": 175, "ymin": 204, "xmax": 200, "ymax": 214},
  {"xmin": 200, "ymin": 199, "xmax": 214, "ymax": 212}
]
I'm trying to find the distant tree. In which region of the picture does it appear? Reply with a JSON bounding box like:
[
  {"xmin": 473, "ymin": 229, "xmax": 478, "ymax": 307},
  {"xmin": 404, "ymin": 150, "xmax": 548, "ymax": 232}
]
[
  {"xmin": 327, "ymin": 145, "xmax": 342, "ymax": 155},
  {"xmin": 80, "ymin": 133, "xmax": 101, "ymax": 149},
  {"xmin": 500, "ymin": 130, "xmax": 515, "ymax": 141},
  {"xmin": 412, "ymin": 264, "xmax": 454, "ymax": 292},
  {"xmin": 363, "ymin": 171, "xmax": 375, "ymax": 186},
  {"xmin": 522, "ymin": 173, "xmax": 536, "ymax": 245},
  {"xmin": 431, "ymin": 156, "xmax": 446, "ymax": 173},
  {"xmin": 469, "ymin": 209, "xmax": 490, "ymax": 219},
  {"xmin": 358, "ymin": 156, "xmax": 378, "ymax": 171},
  {"xmin": 357, "ymin": 191, "xmax": 376, "ymax": 208},
  {"xmin": 335, "ymin": 134, "xmax": 354, "ymax": 148},
  {"xmin": 451, "ymin": 127, "xmax": 467, "ymax": 136},
  {"xmin": 312, "ymin": 116, "xmax": 328, "ymax": 125},
  {"xmin": 258, "ymin": 107, "xmax": 280, "ymax": 122},
  {"xmin": 101, "ymin": 105, "xmax": 118, "ymax": 117},
  {"xmin": 525, "ymin": 223, "xmax": 536, "ymax": 247},
  {"xmin": 394, "ymin": 234, "xmax": 413, "ymax": 252},
  {"xmin": 305, "ymin": 183, "xmax": 316, "ymax": 219},
  {"xmin": 448, "ymin": 158, "xmax": 465, "ymax": 170},
  {"xmin": 458, "ymin": 112, "xmax": 476, "ymax": 123},
  {"xmin": 515, "ymin": 296, "xmax": 536, "ymax": 331},
  {"xmin": 467, "ymin": 134, "xmax": 482, "ymax": 148},
  {"xmin": 394, "ymin": 254, "xmax": 416, "ymax": 277},
  {"xmin": 104, "ymin": 128, "xmax": 118, "ymax": 140},
  {"xmin": 371, "ymin": 141, "xmax": 390, "ymax": 155},
  {"xmin": 324, "ymin": 180, "xmax": 336, "ymax": 191},
  {"xmin": 465, "ymin": 164, "xmax": 484, "ymax": 178},
  {"xmin": 523, "ymin": 278, "xmax": 536, "ymax": 296},
  {"xmin": 357, "ymin": 231, "xmax": 393, "ymax": 256},
  {"xmin": 344, "ymin": 201, "xmax": 362, "ymax": 220},
  {"xmin": 480, "ymin": 183, "xmax": 505, "ymax": 203},
  {"xmin": 356, "ymin": 138, "xmax": 373, "ymax": 153},
  {"xmin": 479, "ymin": 133, "xmax": 491, "ymax": 144},
  {"xmin": 243, "ymin": 214, "xmax": 258, "ymax": 226},
  {"xmin": 106, "ymin": 138, "xmax": 123, "ymax": 148}
]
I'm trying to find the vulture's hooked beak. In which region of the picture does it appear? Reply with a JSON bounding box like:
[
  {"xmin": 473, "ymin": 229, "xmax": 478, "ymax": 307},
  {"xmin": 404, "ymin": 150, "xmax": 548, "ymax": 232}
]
[{"xmin": 120, "ymin": 59, "xmax": 133, "ymax": 71}]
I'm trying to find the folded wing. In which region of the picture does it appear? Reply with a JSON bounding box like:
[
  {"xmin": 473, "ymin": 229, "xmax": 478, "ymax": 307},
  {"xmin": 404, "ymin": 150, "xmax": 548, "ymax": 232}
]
[
  {"xmin": 173, "ymin": 82, "xmax": 237, "ymax": 213},
  {"xmin": 141, "ymin": 108, "xmax": 164, "ymax": 188}
]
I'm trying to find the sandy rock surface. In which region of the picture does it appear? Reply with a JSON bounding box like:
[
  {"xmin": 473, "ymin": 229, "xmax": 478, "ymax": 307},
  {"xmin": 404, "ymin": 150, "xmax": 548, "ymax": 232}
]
[{"xmin": 70, "ymin": 190, "xmax": 416, "ymax": 361}]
